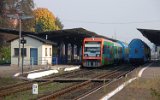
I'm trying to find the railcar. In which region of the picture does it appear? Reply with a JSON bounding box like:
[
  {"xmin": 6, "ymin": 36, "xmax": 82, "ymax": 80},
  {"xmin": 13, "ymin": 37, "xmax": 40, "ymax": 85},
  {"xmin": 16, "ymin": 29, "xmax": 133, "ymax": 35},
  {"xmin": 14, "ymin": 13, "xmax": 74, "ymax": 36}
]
[
  {"xmin": 117, "ymin": 41, "xmax": 129, "ymax": 63},
  {"xmin": 113, "ymin": 42, "xmax": 123, "ymax": 64},
  {"xmin": 82, "ymin": 37, "xmax": 124, "ymax": 67},
  {"xmin": 129, "ymin": 39, "xmax": 151, "ymax": 64}
]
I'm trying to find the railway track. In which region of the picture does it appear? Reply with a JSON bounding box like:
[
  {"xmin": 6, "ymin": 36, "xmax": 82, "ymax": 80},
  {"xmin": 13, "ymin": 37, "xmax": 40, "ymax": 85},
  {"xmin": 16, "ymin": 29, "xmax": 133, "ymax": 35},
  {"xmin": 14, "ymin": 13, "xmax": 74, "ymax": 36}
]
[
  {"xmin": 0, "ymin": 81, "xmax": 32, "ymax": 91},
  {"xmin": 0, "ymin": 68, "xmax": 88, "ymax": 97},
  {"xmin": 37, "ymin": 65, "xmax": 133, "ymax": 100},
  {"xmin": 0, "ymin": 68, "xmax": 102, "ymax": 97},
  {"xmin": 0, "ymin": 64, "xmax": 134, "ymax": 99}
]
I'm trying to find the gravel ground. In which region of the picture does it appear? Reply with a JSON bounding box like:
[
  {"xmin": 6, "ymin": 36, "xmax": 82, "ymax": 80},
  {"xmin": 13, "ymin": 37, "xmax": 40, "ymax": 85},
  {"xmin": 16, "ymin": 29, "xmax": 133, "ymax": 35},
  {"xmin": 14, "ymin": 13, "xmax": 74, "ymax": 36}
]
[
  {"xmin": 79, "ymin": 64, "xmax": 138, "ymax": 100},
  {"xmin": 0, "ymin": 65, "xmax": 20, "ymax": 77},
  {"xmin": 0, "ymin": 65, "xmax": 50, "ymax": 77}
]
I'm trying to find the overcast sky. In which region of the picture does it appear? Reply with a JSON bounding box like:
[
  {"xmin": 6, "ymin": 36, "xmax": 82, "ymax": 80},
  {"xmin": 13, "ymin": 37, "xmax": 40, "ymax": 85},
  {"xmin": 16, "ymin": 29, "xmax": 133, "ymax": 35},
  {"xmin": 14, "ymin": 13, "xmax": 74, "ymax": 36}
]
[{"xmin": 34, "ymin": 0, "xmax": 160, "ymax": 46}]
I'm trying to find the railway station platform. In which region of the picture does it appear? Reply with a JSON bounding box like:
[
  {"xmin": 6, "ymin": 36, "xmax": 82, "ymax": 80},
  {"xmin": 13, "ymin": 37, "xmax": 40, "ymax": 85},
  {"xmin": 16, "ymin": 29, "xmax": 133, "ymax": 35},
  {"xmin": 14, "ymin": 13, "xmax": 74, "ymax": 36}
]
[{"xmin": 107, "ymin": 61, "xmax": 160, "ymax": 100}]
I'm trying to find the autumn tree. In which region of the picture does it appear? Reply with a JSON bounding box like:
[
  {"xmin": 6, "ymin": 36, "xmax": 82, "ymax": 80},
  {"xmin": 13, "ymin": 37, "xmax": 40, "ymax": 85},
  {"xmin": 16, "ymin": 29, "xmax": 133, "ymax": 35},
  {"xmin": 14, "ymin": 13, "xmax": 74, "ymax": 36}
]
[
  {"xmin": 0, "ymin": 0, "xmax": 35, "ymax": 31},
  {"xmin": 34, "ymin": 8, "xmax": 63, "ymax": 33}
]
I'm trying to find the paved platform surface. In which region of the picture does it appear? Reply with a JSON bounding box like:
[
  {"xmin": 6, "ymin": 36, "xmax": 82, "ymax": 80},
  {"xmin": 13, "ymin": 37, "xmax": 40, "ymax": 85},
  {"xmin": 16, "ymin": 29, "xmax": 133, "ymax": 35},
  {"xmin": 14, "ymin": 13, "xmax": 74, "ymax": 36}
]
[
  {"xmin": 110, "ymin": 61, "xmax": 160, "ymax": 100},
  {"xmin": 141, "ymin": 61, "xmax": 160, "ymax": 78}
]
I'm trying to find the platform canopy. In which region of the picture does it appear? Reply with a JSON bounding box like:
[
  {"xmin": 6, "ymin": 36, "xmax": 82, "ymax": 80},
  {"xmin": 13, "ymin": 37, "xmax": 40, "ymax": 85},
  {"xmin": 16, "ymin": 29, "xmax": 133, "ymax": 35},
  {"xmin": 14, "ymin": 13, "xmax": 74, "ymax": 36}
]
[
  {"xmin": 0, "ymin": 28, "xmax": 33, "ymax": 42},
  {"xmin": 138, "ymin": 28, "xmax": 160, "ymax": 46},
  {"xmin": 0, "ymin": 27, "xmax": 118, "ymax": 45},
  {"xmin": 35, "ymin": 28, "xmax": 118, "ymax": 45}
]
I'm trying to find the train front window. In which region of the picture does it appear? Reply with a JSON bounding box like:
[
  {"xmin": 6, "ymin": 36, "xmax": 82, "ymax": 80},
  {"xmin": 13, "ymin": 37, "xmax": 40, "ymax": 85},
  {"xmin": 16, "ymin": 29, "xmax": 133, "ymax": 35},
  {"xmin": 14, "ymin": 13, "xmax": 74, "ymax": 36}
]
[
  {"xmin": 135, "ymin": 49, "xmax": 138, "ymax": 54},
  {"xmin": 84, "ymin": 42, "xmax": 101, "ymax": 57}
]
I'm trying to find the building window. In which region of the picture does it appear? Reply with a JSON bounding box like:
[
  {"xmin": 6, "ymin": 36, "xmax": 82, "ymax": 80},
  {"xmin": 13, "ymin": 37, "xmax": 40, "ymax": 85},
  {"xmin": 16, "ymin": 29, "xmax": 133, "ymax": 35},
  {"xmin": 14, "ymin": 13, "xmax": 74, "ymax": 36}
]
[
  {"xmin": 14, "ymin": 48, "xmax": 19, "ymax": 56},
  {"xmin": 45, "ymin": 48, "xmax": 47, "ymax": 56},
  {"xmin": 50, "ymin": 48, "xmax": 52, "ymax": 56},
  {"xmin": 21, "ymin": 48, "xmax": 27, "ymax": 56},
  {"xmin": 14, "ymin": 48, "xmax": 27, "ymax": 57}
]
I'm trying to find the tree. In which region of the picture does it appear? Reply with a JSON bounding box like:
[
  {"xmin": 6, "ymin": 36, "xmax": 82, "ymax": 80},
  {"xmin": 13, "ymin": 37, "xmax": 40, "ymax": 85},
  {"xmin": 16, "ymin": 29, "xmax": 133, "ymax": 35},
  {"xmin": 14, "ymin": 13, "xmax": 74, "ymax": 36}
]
[
  {"xmin": 55, "ymin": 17, "xmax": 64, "ymax": 30},
  {"xmin": 0, "ymin": 43, "xmax": 11, "ymax": 64},
  {"xmin": 34, "ymin": 8, "xmax": 63, "ymax": 33},
  {"xmin": 34, "ymin": 8, "xmax": 56, "ymax": 32},
  {"xmin": 0, "ymin": 1, "xmax": 4, "ymax": 15},
  {"xmin": 0, "ymin": 0, "xmax": 34, "ymax": 64},
  {"xmin": 0, "ymin": 0, "xmax": 34, "ymax": 31}
]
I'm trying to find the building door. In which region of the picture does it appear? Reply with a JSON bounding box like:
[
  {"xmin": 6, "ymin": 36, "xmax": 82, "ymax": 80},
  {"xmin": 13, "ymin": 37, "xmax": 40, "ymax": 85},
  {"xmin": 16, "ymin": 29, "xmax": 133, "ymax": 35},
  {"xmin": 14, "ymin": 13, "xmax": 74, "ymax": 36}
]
[{"xmin": 30, "ymin": 48, "xmax": 38, "ymax": 65}]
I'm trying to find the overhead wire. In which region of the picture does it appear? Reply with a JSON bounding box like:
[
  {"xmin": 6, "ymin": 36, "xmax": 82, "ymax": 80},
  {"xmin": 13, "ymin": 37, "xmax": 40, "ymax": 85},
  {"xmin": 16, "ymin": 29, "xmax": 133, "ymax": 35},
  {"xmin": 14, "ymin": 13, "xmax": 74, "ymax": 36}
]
[{"xmin": 62, "ymin": 19, "xmax": 160, "ymax": 25}]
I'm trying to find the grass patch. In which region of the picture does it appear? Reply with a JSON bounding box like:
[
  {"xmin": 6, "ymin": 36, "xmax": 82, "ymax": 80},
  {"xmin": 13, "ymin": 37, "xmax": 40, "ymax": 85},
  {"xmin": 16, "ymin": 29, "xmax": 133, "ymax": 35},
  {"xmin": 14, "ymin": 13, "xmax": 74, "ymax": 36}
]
[
  {"xmin": 151, "ymin": 88, "xmax": 160, "ymax": 100},
  {"xmin": 0, "ymin": 77, "xmax": 23, "ymax": 87},
  {"xmin": 129, "ymin": 78, "xmax": 159, "ymax": 89},
  {"xmin": 4, "ymin": 82, "xmax": 73, "ymax": 100},
  {"xmin": 125, "ymin": 78, "xmax": 160, "ymax": 100}
]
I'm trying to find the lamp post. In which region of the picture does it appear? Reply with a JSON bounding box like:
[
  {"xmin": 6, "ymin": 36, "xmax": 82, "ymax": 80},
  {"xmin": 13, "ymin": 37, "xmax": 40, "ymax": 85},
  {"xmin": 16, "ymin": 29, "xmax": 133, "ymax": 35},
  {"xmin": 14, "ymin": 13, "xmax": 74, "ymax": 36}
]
[
  {"xmin": 6, "ymin": 14, "xmax": 22, "ymax": 68},
  {"xmin": 7, "ymin": 14, "xmax": 33, "ymax": 66},
  {"xmin": 21, "ymin": 37, "xmax": 26, "ymax": 75},
  {"xmin": 6, "ymin": 0, "xmax": 33, "ymax": 75}
]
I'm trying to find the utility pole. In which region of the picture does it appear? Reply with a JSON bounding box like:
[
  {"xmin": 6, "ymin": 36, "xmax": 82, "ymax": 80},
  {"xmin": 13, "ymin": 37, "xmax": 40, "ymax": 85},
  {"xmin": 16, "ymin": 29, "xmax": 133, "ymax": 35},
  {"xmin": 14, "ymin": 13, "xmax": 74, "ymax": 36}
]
[{"xmin": 6, "ymin": 0, "xmax": 33, "ymax": 75}]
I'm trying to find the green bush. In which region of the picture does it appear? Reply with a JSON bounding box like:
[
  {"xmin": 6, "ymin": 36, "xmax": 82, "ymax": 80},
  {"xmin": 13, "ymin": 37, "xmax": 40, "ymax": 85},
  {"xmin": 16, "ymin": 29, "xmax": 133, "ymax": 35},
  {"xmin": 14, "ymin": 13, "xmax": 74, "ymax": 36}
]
[
  {"xmin": 0, "ymin": 43, "xmax": 11, "ymax": 64},
  {"xmin": 151, "ymin": 88, "xmax": 160, "ymax": 100}
]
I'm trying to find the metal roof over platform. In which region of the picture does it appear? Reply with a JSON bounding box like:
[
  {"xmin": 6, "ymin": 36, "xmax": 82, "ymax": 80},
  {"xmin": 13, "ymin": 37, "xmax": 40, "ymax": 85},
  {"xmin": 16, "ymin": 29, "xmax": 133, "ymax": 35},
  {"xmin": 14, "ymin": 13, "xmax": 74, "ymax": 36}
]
[
  {"xmin": 138, "ymin": 29, "xmax": 160, "ymax": 46},
  {"xmin": 0, "ymin": 28, "xmax": 117, "ymax": 45},
  {"xmin": 0, "ymin": 28, "xmax": 34, "ymax": 42}
]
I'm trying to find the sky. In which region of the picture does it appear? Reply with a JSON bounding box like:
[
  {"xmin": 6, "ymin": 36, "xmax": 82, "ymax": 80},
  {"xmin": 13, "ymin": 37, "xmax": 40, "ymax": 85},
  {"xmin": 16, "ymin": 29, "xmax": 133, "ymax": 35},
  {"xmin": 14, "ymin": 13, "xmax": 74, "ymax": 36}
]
[{"xmin": 34, "ymin": 0, "xmax": 160, "ymax": 47}]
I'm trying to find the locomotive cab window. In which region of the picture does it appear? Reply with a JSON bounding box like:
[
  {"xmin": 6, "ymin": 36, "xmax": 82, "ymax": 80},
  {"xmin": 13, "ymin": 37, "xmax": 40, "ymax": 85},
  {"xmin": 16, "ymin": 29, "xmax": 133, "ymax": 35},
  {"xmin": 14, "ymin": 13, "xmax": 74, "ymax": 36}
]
[
  {"xmin": 84, "ymin": 42, "xmax": 101, "ymax": 57},
  {"xmin": 135, "ymin": 49, "xmax": 138, "ymax": 54}
]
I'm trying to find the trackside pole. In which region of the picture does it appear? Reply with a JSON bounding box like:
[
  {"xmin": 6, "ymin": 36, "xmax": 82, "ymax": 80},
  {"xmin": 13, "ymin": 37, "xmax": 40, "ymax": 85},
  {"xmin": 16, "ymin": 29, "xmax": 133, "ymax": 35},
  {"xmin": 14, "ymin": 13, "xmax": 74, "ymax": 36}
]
[{"xmin": 32, "ymin": 83, "xmax": 38, "ymax": 94}]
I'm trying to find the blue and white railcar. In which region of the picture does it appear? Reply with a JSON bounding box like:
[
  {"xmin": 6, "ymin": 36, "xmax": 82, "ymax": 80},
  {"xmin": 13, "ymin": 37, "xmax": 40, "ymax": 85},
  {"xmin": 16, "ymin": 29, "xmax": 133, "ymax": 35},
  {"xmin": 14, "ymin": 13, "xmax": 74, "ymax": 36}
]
[{"xmin": 129, "ymin": 39, "xmax": 150, "ymax": 64}]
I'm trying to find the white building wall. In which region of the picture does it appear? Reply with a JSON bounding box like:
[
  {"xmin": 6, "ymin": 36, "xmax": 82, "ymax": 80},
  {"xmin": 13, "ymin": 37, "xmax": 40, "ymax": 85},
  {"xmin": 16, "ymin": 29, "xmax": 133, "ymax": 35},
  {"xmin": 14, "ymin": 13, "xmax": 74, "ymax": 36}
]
[
  {"xmin": 11, "ymin": 37, "xmax": 43, "ymax": 65},
  {"xmin": 41, "ymin": 45, "xmax": 52, "ymax": 65},
  {"xmin": 11, "ymin": 40, "xmax": 18, "ymax": 65},
  {"xmin": 25, "ymin": 37, "xmax": 43, "ymax": 65}
]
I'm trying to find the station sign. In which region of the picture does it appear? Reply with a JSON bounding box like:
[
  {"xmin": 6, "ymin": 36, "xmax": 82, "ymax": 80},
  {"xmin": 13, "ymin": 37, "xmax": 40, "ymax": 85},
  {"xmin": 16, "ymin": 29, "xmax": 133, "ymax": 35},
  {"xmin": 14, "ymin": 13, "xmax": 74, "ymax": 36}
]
[{"xmin": 21, "ymin": 39, "xmax": 27, "ymax": 44}]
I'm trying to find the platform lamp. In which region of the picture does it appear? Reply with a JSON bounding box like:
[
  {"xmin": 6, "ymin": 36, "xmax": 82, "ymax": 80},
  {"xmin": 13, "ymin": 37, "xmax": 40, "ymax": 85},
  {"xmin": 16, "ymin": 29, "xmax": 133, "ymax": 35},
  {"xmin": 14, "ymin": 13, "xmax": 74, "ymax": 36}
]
[{"xmin": 6, "ymin": 0, "xmax": 33, "ymax": 75}]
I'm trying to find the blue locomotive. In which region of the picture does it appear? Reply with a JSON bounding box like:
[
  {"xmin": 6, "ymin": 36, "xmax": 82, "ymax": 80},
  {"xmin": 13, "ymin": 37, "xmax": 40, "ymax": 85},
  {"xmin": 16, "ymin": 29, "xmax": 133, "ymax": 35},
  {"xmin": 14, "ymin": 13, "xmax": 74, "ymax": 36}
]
[{"xmin": 129, "ymin": 39, "xmax": 151, "ymax": 64}]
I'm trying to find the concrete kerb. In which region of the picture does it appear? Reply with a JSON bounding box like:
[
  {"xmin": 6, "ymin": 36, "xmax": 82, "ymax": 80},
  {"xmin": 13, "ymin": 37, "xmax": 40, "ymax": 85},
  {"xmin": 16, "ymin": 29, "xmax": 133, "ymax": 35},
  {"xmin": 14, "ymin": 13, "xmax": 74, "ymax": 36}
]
[
  {"xmin": 13, "ymin": 67, "xmax": 52, "ymax": 77},
  {"xmin": 64, "ymin": 66, "xmax": 80, "ymax": 71},
  {"xmin": 23, "ymin": 65, "xmax": 81, "ymax": 79},
  {"xmin": 27, "ymin": 70, "xmax": 59, "ymax": 79}
]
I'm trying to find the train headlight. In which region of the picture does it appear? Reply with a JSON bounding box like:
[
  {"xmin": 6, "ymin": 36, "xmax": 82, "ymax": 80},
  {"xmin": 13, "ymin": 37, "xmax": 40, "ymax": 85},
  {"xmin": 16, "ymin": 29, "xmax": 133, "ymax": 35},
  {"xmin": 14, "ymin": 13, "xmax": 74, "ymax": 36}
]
[
  {"xmin": 96, "ymin": 54, "xmax": 100, "ymax": 57},
  {"xmin": 84, "ymin": 54, "xmax": 88, "ymax": 57}
]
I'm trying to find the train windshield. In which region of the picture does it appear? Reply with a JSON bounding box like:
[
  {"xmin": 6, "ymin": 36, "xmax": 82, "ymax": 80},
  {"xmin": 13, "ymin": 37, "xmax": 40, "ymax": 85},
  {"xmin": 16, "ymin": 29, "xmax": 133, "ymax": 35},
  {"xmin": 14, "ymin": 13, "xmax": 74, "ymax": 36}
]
[{"xmin": 84, "ymin": 42, "xmax": 101, "ymax": 57}]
